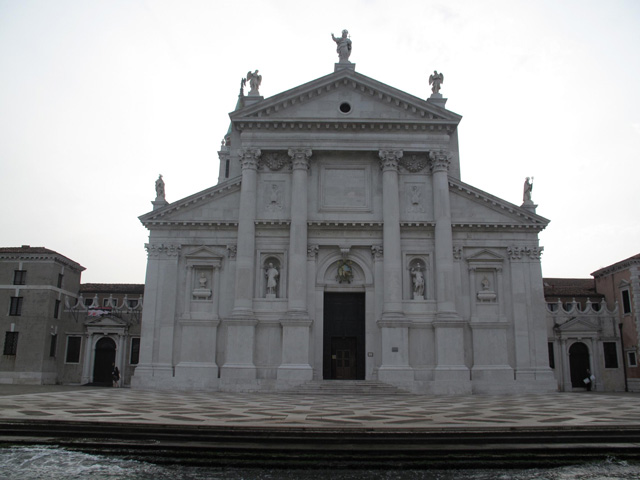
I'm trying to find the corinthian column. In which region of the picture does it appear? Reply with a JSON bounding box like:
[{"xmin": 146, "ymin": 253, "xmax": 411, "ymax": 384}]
[
  {"xmin": 278, "ymin": 148, "xmax": 313, "ymax": 383},
  {"xmin": 429, "ymin": 149, "xmax": 470, "ymax": 394},
  {"xmin": 379, "ymin": 150, "xmax": 404, "ymax": 316},
  {"xmin": 377, "ymin": 150, "xmax": 412, "ymax": 383},
  {"xmin": 222, "ymin": 148, "xmax": 260, "ymax": 382}
]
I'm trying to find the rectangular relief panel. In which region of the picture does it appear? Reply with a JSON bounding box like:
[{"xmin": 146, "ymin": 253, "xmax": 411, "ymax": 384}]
[{"xmin": 319, "ymin": 163, "xmax": 372, "ymax": 212}]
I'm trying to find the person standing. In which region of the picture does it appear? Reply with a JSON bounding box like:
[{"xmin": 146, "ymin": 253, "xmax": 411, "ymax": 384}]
[{"xmin": 111, "ymin": 363, "xmax": 120, "ymax": 388}]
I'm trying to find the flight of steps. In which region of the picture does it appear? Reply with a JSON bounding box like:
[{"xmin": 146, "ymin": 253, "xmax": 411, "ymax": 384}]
[{"xmin": 287, "ymin": 380, "xmax": 411, "ymax": 395}]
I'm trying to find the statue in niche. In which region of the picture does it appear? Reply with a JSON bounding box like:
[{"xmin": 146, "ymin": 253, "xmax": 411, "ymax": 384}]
[
  {"xmin": 523, "ymin": 177, "xmax": 533, "ymax": 203},
  {"xmin": 429, "ymin": 71, "xmax": 444, "ymax": 94},
  {"xmin": 477, "ymin": 275, "xmax": 497, "ymax": 302},
  {"xmin": 266, "ymin": 184, "xmax": 282, "ymax": 211},
  {"xmin": 411, "ymin": 265, "xmax": 425, "ymax": 299},
  {"xmin": 331, "ymin": 30, "xmax": 352, "ymax": 63},
  {"xmin": 192, "ymin": 271, "xmax": 212, "ymax": 300},
  {"xmin": 265, "ymin": 262, "xmax": 279, "ymax": 297},
  {"xmin": 336, "ymin": 259, "xmax": 354, "ymax": 284},
  {"xmin": 246, "ymin": 70, "xmax": 262, "ymax": 96},
  {"xmin": 409, "ymin": 185, "xmax": 422, "ymax": 212},
  {"xmin": 155, "ymin": 174, "xmax": 165, "ymax": 200}
]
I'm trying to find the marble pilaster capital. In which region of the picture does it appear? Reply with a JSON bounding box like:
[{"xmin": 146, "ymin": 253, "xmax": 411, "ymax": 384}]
[
  {"xmin": 288, "ymin": 148, "xmax": 312, "ymax": 170},
  {"xmin": 307, "ymin": 244, "xmax": 319, "ymax": 259},
  {"xmin": 226, "ymin": 245, "xmax": 237, "ymax": 259},
  {"xmin": 428, "ymin": 150, "xmax": 451, "ymax": 173},
  {"xmin": 239, "ymin": 148, "xmax": 261, "ymax": 170},
  {"xmin": 378, "ymin": 149, "xmax": 403, "ymax": 171},
  {"xmin": 371, "ymin": 245, "xmax": 383, "ymax": 259}
]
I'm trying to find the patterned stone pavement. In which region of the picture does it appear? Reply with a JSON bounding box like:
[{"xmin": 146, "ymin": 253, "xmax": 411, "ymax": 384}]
[{"xmin": 0, "ymin": 386, "xmax": 640, "ymax": 429}]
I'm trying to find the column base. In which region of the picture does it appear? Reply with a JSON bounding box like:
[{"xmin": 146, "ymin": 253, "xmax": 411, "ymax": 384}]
[
  {"xmin": 220, "ymin": 363, "xmax": 257, "ymax": 380},
  {"xmin": 277, "ymin": 364, "xmax": 313, "ymax": 382},
  {"xmin": 130, "ymin": 364, "xmax": 173, "ymax": 390},
  {"xmin": 378, "ymin": 365, "xmax": 414, "ymax": 383},
  {"xmin": 174, "ymin": 362, "xmax": 219, "ymax": 390}
]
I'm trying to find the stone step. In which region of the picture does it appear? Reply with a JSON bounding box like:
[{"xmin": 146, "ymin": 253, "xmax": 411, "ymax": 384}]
[{"xmin": 288, "ymin": 380, "xmax": 411, "ymax": 395}]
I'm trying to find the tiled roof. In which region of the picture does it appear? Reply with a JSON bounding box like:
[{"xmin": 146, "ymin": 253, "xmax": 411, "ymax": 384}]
[
  {"xmin": 543, "ymin": 277, "xmax": 603, "ymax": 299},
  {"xmin": 80, "ymin": 283, "xmax": 145, "ymax": 294},
  {"xmin": 0, "ymin": 246, "xmax": 85, "ymax": 271},
  {"xmin": 591, "ymin": 253, "xmax": 640, "ymax": 278}
]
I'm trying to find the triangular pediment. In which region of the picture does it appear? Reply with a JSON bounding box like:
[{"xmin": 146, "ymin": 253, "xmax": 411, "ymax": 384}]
[
  {"xmin": 139, "ymin": 179, "xmax": 242, "ymax": 228},
  {"xmin": 449, "ymin": 178, "xmax": 549, "ymax": 230},
  {"xmin": 556, "ymin": 316, "xmax": 600, "ymax": 333},
  {"xmin": 230, "ymin": 69, "xmax": 461, "ymax": 128},
  {"xmin": 85, "ymin": 316, "xmax": 128, "ymax": 327},
  {"xmin": 467, "ymin": 249, "xmax": 505, "ymax": 262}
]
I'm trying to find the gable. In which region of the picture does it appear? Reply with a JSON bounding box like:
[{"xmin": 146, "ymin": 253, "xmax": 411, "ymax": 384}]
[
  {"xmin": 449, "ymin": 178, "xmax": 549, "ymax": 230},
  {"xmin": 231, "ymin": 69, "xmax": 461, "ymax": 130},
  {"xmin": 140, "ymin": 179, "xmax": 241, "ymax": 228}
]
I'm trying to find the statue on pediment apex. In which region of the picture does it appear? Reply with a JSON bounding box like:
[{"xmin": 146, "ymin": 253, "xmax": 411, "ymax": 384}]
[
  {"xmin": 246, "ymin": 70, "xmax": 262, "ymax": 96},
  {"xmin": 523, "ymin": 176, "xmax": 533, "ymax": 203},
  {"xmin": 332, "ymin": 29, "xmax": 352, "ymax": 63}
]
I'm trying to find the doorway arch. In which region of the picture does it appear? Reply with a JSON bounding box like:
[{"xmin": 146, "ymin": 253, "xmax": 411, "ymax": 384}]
[
  {"xmin": 569, "ymin": 342, "xmax": 590, "ymax": 388},
  {"xmin": 93, "ymin": 337, "xmax": 116, "ymax": 385}
]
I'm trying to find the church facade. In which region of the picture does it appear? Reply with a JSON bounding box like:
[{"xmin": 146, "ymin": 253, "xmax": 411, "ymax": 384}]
[{"xmin": 133, "ymin": 52, "xmax": 555, "ymax": 394}]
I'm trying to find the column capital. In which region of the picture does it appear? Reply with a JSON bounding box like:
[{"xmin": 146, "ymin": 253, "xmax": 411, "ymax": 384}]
[
  {"xmin": 239, "ymin": 148, "xmax": 261, "ymax": 170},
  {"xmin": 379, "ymin": 149, "xmax": 403, "ymax": 171},
  {"xmin": 145, "ymin": 243, "xmax": 181, "ymax": 258},
  {"xmin": 371, "ymin": 245, "xmax": 383, "ymax": 259},
  {"xmin": 288, "ymin": 148, "xmax": 312, "ymax": 170},
  {"xmin": 429, "ymin": 150, "xmax": 451, "ymax": 173},
  {"xmin": 307, "ymin": 244, "xmax": 319, "ymax": 259}
]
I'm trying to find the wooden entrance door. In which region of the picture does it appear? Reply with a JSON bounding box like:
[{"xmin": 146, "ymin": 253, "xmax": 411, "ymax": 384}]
[
  {"xmin": 331, "ymin": 337, "xmax": 357, "ymax": 379},
  {"xmin": 323, "ymin": 292, "xmax": 365, "ymax": 380}
]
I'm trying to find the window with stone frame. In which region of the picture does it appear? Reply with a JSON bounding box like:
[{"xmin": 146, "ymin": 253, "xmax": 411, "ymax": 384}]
[
  {"xmin": 54, "ymin": 299, "xmax": 61, "ymax": 319},
  {"xmin": 621, "ymin": 290, "xmax": 632, "ymax": 315},
  {"xmin": 130, "ymin": 337, "xmax": 140, "ymax": 365},
  {"xmin": 13, "ymin": 270, "xmax": 26, "ymax": 285},
  {"xmin": 9, "ymin": 297, "xmax": 23, "ymax": 316},
  {"xmin": 65, "ymin": 336, "xmax": 82, "ymax": 363},
  {"xmin": 49, "ymin": 334, "xmax": 57, "ymax": 357},
  {"xmin": 603, "ymin": 342, "xmax": 619, "ymax": 368},
  {"xmin": 627, "ymin": 351, "xmax": 638, "ymax": 368},
  {"xmin": 548, "ymin": 342, "xmax": 555, "ymax": 369},
  {"xmin": 57, "ymin": 273, "xmax": 63, "ymax": 288},
  {"xmin": 3, "ymin": 332, "xmax": 18, "ymax": 355}
]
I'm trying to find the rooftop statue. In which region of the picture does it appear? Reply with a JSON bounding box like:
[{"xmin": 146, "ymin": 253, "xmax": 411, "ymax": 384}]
[
  {"xmin": 429, "ymin": 70, "xmax": 444, "ymax": 94},
  {"xmin": 331, "ymin": 29, "xmax": 352, "ymax": 63},
  {"xmin": 246, "ymin": 70, "xmax": 262, "ymax": 96},
  {"xmin": 155, "ymin": 174, "xmax": 165, "ymax": 200},
  {"xmin": 523, "ymin": 177, "xmax": 534, "ymax": 203}
]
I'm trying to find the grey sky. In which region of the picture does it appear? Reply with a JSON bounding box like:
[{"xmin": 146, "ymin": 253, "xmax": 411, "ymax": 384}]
[{"xmin": 1, "ymin": 0, "xmax": 638, "ymax": 283}]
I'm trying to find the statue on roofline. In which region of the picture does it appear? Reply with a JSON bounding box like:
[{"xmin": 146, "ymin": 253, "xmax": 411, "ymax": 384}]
[
  {"xmin": 523, "ymin": 176, "xmax": 533, "ymax": 203},
  {"xmin": 246, "ymin": 70, "xmax": 262, "ymax": 96},
  {"xmin": 429, "ymin": 70, "xmax": 444, "ymax": 94},
  {"xmin": 331, "ymin": 29, "xmax": 352, "ymax": 63},
  {"xmin": 155, "ymin": 174, "xmax": 165, "ymax": 200}
]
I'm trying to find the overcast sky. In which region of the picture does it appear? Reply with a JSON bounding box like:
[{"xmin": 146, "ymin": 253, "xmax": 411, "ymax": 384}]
[{"xmin": 1, "ymin": 0, "xmax": 638, "ymax": 283}]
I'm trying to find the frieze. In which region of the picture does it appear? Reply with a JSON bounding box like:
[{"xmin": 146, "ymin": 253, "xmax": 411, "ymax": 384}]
[
  {"xmin": 399, "ymin": 154, "xmax": 429, "ymax": 173},
  {"xmin": 145, "ymin": 243, "xmax": 182, "ymax": 258},
  {"xmin": 507, "ymin": 246, "xmax": 544, "ymax": 260},
  {"xmin": 259, "ymin": 151, "xmax": 289, "ymax": 171}
]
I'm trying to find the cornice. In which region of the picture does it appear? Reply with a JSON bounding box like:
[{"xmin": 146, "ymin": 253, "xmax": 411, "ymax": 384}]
[
  {"xmin": 0, "ymin": 253, "xmax": 85, "ymax": 272},
  {"xmin": 140, "ymin": 178, "xmax": 242, "ymax": 225},
  {"xmin": 448, "ymin": 177, "xmax": 550, "ymax": 228},
  {"xmin": 234, "ymin": 119, "xmax": 457, "ymax": 134},
  {"xmin": 592, "ymin": 255, "xmax": 640, "ymax": 278}
]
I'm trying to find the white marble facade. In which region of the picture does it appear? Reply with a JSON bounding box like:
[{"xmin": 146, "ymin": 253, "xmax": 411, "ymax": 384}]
[{"xmin": 132, "ymin": 64, "xmax": 556, "ymax": 394}]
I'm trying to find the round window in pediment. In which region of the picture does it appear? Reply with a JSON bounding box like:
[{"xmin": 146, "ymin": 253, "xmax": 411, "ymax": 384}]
[{"xmin": 339, "ymin": 102, "xmax": 352, "ymax": 114}]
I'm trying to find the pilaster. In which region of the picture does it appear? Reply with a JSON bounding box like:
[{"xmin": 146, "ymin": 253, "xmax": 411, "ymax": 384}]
[{"xmin": 278, "ymin": 148, "xmax": 313, "ymax": 383}]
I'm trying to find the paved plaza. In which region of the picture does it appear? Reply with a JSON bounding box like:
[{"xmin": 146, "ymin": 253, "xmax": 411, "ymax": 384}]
[{"xmin": 0, "ymin": 385, "xmax": 639, "ymax": 430}]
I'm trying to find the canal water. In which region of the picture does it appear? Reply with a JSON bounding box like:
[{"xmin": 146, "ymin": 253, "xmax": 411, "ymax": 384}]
[{"xmin": 2, "ymin": 445, "xmax": 640, "ymax": 479}]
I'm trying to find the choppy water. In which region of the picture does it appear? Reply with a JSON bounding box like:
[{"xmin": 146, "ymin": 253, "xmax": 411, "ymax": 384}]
[{"xmin": 2, "ymin": 446, "xmax": 640, "ymax": 479}]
